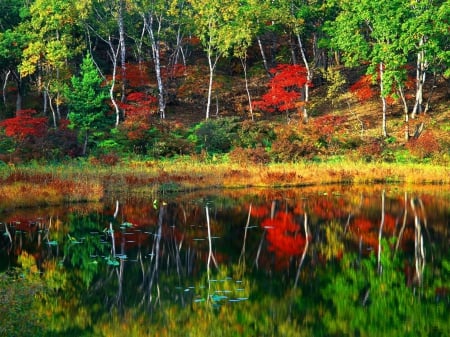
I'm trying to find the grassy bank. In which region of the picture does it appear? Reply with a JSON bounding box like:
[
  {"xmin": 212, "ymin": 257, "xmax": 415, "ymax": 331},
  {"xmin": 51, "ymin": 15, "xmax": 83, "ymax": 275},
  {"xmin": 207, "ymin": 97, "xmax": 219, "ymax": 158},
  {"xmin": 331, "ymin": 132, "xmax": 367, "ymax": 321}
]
[{"xmin": 1, "ymin": 158, "xmax": 449, "ymax": 209}]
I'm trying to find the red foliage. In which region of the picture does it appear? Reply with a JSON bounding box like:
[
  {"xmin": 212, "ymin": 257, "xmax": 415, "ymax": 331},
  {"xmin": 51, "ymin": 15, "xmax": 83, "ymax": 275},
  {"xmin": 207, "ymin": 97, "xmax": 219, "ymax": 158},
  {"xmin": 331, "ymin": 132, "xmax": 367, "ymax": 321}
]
[
  {"xmin": 261, "ymin": 211, "xmax": 306, "ymax": 259},
  {"xmin": 115, "ymin": 62, "xmax": 152, "ymax": 88},
  {"xmin": 349, "ymin": 75, "xmax": 377, "ymax": 101},
  {"xmin": 310, "ymin": 198, "xmax": 346, "ymax": 220},
  {"xmin": 352, "ymin": 218, "xmax": 374, "ymax": 232},
  {"xmin": 183, "ymin": 36, "xmax": 201, "ymax": 46},
  {"xmin": 124, "ymin": 92, "xmax": 157, "ymax": 116},
  {"xmin": 118, "ymin": 91, "xmax": 158, "ymax": 140},
  {"xmin": 161, "ymin": 63, "xmax": 187, "ymax": 79},
  {"xmin": 313, "ymin": 115, "xmax": 348, "ymax": 141},
  {"xmin": 250, "ymin": 205, "xmax": 270, "ymax": 218},
  {"xmin": 0, "ymin": 109, "xmax": 48, "ymax": 139},
  {"xmin": 253, "ymin": 64, "xmax": 309, "ymax": 114},
  {"xmin": 406, "ymin": 130, "xmax": 441, "ymax": 158}
]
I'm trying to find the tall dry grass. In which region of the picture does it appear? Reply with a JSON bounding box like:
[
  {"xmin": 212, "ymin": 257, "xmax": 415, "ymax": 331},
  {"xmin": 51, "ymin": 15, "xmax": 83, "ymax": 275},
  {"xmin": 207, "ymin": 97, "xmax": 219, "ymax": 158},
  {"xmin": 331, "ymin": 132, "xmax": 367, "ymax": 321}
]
[{"xmin": 1, "ymin": 159, "xmax": 448, "ymax": 208}]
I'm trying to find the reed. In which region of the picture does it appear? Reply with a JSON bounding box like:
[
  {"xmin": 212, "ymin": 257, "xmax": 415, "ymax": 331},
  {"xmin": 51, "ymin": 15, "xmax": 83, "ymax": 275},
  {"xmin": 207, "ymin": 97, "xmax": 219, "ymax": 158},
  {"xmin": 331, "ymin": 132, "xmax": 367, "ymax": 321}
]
[{"xmin": 1, "ymin": 159, "xmax": 449, "ymax": 209}]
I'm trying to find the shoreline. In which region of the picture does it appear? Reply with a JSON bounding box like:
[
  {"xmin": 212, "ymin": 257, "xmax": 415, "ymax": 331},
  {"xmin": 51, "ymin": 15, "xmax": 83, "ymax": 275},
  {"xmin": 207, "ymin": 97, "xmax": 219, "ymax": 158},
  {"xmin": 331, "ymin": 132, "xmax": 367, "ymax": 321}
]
[{"xmin": 1, "ymin": 160, "xmax": 449, "ymax": 209}]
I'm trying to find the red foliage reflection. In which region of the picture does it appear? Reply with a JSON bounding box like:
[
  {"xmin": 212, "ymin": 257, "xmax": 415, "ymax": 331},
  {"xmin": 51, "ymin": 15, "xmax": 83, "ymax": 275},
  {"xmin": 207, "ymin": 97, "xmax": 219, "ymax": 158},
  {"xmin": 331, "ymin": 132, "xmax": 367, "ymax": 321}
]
[{"xmin": 261, "ymin": 212, "xmax": 306, "ymax": 260}]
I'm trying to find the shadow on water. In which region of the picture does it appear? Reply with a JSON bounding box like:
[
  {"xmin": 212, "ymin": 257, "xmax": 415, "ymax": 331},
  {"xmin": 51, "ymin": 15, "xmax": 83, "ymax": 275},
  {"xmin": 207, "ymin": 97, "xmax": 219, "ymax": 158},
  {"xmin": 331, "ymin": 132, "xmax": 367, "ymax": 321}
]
[{"xmin": 1, "ymin": 185, "xmax": 449, "ymax": 336}]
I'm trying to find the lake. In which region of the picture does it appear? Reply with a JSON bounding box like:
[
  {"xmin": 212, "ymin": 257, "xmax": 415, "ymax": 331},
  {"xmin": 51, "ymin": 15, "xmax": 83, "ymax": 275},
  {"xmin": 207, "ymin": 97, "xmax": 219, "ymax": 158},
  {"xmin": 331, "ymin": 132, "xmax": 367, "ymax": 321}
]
[{"xmin": 1, "ymin": 185, "xmax": 449, "ymax": 337}]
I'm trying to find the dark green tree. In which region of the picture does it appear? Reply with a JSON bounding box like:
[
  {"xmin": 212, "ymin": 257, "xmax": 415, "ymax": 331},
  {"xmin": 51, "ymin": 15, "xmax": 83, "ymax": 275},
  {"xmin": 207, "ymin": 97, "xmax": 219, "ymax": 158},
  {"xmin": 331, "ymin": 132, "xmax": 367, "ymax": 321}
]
[{"xmin": 65, "ymin": 54, "xmax": 111, "ymax": 155}]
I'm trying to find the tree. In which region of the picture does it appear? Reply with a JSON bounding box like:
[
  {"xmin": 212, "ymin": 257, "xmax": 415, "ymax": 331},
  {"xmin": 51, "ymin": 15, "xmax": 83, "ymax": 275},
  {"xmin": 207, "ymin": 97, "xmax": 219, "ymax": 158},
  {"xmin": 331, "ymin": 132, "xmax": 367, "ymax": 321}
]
[
  {"xmin": 230, "ymin": 0, "xmax": 266, "ymax": 120},
  {"xmin": 187, "ymin": 0, "xmax": 251, "ymax": 119},
  {"xmin": 18, "ymin": 0, "xmax": 88, "ymax": 127},
  {"xmin": 327, "ymin": 0, "xmax": 411, "ymax": 137},
  {"xmin": 401, "ymin": 0, "xmax": 450, "ymax": 118},
  {"xmin": 130, "ymin": 0, "xmax": 175, "ymax": 119},
  {"xmin": 64, "ymin": 54, "xmax": 111, "ymax": 155},
  {"xmin": 253, "ymin": 64, "xmax": 309, "ymax": 121},
  {"xmin": 0, "ymin": 0, "xmax": 31, "ymax": 111}
]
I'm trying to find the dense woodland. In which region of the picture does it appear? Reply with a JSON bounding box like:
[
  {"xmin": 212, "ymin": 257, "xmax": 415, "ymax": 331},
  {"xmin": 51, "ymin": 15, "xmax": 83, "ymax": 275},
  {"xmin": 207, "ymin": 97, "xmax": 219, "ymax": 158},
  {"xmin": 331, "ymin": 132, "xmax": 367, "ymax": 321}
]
[{"xmin": 0, "ymin": 0, "xmax": 449, "ymax": 163}]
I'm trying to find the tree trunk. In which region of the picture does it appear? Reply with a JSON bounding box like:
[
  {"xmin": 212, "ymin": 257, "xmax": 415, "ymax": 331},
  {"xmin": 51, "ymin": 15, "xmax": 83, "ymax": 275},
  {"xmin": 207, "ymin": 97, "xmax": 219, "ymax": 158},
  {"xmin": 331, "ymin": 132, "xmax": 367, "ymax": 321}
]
[
  {"xmin": 377, "ymin": 189, "xmax": 385, "ymax": 274},
  {"xmin": 2, "ymin": 70, "xmax": 11, "ymax": 105},
  {"xmin": 108, "ymin": 36, "xmax": 121, "ymax": 127},
  {"xmin": 398, "ymin": 85, "xmax": 409, "ymax": 140},
  {"xmin": 118, "ymin": 0, "xmax": 127, "ymax": 105},
  {"xmin": 412, "ymin": 38, "xmax": 427, "ymax": 119},
  {"xmin": 144, "ymin": 14, "xmax": 165, "ymax": 119},
  {"xmin": 379, "ymin": 63, "xmax": 388, "ymax": 137},
  {"xmin": 206, "ymin": 53, "xmax": 214, "ymax": 119},
  {"xmin": 296, "ymin": 34, "xmax": 312, "ymax": 123},
  {"xmin": 15, "ymin": 77, "xmax": 22, "ymax": 112},
  {"xmin": 83, "ymin": 131, "xmax": 88, "ymax": 156},
  {"xmin": 46, "ymin": 87, "xmax": 58, "ymax": 129},
  {"xmin": 257, "ymin": 36, "xmax": 271, "ymax": 77},
  {"xmin": 241, "ymin": 56, "xmax": 254, "ymax": 121}
]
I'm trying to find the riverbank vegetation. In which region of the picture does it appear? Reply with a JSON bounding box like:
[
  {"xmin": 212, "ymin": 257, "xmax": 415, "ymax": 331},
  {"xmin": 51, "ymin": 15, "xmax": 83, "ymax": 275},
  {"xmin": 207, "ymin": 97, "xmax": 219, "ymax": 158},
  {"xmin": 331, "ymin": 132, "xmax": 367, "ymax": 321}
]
[{"xmin": 1, "ymin": 158, "xmax": 449, "ymax": 209}]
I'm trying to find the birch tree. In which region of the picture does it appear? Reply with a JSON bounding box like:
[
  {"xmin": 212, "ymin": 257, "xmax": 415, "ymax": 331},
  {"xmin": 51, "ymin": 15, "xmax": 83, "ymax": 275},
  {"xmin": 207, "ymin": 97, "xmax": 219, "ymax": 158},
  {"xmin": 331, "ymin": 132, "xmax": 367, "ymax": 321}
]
[
  {"xmin": 187, "ymin": 0, "xmax": 248, "ymax": 119},
  {"xmin": 328, "ymin": 0, "xmax": 411, "ymax": 137},
  {"xmin": 130, "ymin": 0, "xmax": 174, "ymax": 119},
  {"xmin": 402, "ymin": 0, "xmax": 450, "ymax": 118}
]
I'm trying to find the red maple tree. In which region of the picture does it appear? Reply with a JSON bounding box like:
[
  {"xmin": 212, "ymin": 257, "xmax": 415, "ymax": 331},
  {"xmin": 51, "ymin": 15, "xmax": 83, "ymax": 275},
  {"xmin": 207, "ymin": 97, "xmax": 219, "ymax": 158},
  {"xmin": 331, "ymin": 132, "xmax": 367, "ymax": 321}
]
[
  {"xmin": 118, "ymin": 92, "xmax": 158, "ymax": 140},
  {"xmin": 0, "ymin": 109, "xmax": 48, "ymax": 139},
  {"xmin": 253, "ymin": 64, "xmax": 310, "ymax": 115}
]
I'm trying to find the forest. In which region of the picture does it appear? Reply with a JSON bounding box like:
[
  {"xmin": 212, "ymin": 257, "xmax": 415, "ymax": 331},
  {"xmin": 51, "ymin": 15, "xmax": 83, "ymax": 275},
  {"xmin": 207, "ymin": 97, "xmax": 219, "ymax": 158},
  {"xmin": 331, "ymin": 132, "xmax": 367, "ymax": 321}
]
[{"xmin": 0, "ymin": 0, "xmax": 449, "ymax": 166}]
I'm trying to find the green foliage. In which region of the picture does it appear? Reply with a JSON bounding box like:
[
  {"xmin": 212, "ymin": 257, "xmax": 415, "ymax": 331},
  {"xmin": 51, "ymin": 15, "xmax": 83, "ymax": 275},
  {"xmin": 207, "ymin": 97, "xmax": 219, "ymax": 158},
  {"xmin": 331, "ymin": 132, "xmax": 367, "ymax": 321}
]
[
  {"xmin": 0, "ymin": 128, "xmax": 17, "ymax": 156},
  {"xmin": 0, "ymin": 268, "xmax": 45, "ymax": 337},
  {"xmin": 321, "ymin": 67, "xmax": 347, "ymax": 105},
  {"xmin": 189, "ymin": 117, "xmax": 240, "ymax": 154},
  {"xmin": 382, "ymin": 148, "xmax": 417, "ymax": 163},
  {"xmin": 63, "ymin": 214, "xmax": 109, "ymax": 287},
  {"xmin": 322, "ymin": 242, "xmax": 449, "ymax": 337},
  {"xmin": 235, "ymin": 120, "xmax": 276, "ymax": 149},
  {"xmin": 65, "ymin": 54, "xmax": 111, "ymax": 155}
]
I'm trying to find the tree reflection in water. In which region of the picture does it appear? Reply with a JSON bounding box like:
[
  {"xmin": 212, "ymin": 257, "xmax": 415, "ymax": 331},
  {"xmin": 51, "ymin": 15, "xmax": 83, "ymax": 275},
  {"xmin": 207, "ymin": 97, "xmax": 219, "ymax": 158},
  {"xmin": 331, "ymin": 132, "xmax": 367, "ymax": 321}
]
[{"xmin": 0, "ymin": 186, "xmax": 449, "ymax": 336}]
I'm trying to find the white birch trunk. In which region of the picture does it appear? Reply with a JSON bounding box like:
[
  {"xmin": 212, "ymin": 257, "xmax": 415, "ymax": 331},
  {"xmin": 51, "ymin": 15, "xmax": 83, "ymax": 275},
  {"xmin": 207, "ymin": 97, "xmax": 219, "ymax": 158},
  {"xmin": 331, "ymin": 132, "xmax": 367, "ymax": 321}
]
[
  {"xmin": 144, "ymin": 14, "xmax": 166, "ymax": 119},
  {"xmin": 398, "ymin": 85, "xmax": 409, "ymax": 140},
  {"xmin": 108, "ymin": 36, "xmax": 121, "ymax": 127},
  {"xmin": 206, "ymin": 53, "xmax": 214, "ymax": 119},
  {"xmin": 380, "ymin": 63, "xmax": 388, "ymax": 137},
  {"xmin": 241, "ymin": 56, "xmax": 253, "ymax": 121},
  {"xmin": 412, "ymin": 37, "xmax": 427, "ymax": 119},
  {"xmin": 257, "ymin": 36, "xmax": 271, "ymax": 76},
  {"xmin": 297, "ymin": 34, "xmax": 312, "ymax": 122},
  {"xmin": 118, "ymin": 0, "xmax": 127, "ymax": 106},
  {"xmin": 2, "ymin": 70, "xmax": 11, "ymax": 105}
]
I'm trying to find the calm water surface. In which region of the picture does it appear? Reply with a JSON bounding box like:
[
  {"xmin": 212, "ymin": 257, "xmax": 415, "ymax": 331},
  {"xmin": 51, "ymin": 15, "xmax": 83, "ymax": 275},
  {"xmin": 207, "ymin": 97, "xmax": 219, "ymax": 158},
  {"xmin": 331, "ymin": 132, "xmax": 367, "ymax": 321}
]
[{"xmin": 1, "ymin": 185, "xmax": 449, "ymax": 336}]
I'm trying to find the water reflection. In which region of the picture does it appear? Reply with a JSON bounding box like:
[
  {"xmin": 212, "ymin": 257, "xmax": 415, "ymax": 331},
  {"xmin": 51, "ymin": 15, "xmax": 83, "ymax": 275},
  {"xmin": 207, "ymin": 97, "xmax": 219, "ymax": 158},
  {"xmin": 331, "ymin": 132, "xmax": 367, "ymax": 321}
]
[{"xmin": 1, "ymin": 186, "xmax": 449, "ymax": 336}]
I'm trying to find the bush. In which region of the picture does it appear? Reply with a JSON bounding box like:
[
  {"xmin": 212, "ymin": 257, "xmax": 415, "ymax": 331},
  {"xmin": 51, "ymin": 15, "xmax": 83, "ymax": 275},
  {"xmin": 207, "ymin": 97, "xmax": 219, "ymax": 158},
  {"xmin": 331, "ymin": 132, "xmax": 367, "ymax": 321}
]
[
  {"xmin": 269, "ymin": 127, "xmax": 317, "ymax": 162},
  {"xmin": 236, "ymin": 120, "xmax": 276, "ymax": 149},
  {"xmin": 189, "ymin": 117, "xmax": 240, "ymax": 154},
  {"xmin": 150, "ymin": 136, "xmax": 194, "ymax": 157},
  {"xmin": 406, "ymin": 130, "xmax": 441, "ymax": 159}
]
